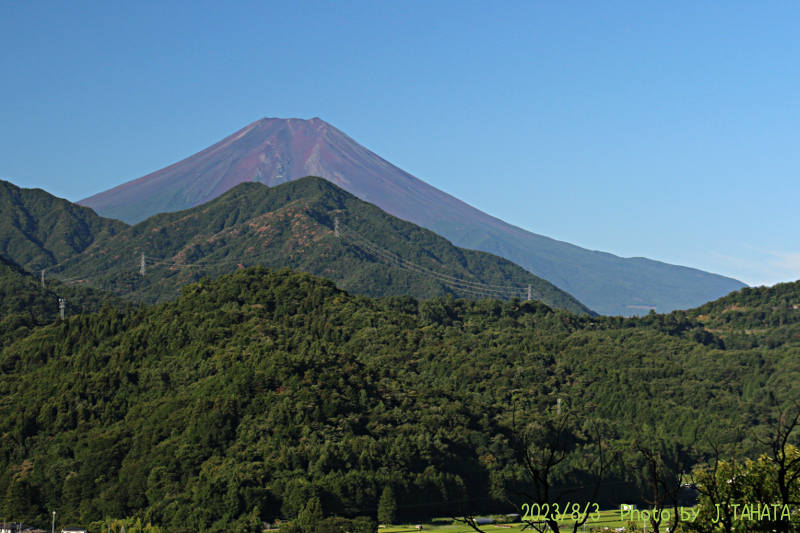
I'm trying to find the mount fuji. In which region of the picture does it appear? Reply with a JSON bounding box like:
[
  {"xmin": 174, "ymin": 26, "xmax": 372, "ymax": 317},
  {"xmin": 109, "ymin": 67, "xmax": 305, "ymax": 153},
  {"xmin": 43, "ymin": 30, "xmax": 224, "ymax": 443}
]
[{"xmin": 79, "ymin": 117, "xmax": 745, "ymax": 315}]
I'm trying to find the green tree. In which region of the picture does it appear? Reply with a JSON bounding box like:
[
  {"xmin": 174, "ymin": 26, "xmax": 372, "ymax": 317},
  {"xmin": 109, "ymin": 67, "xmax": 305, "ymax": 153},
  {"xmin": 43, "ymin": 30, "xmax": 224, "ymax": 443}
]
[
  {"xmin": 464, "ymin": 405, "xmax": 616, "ymax": 533},
  {"xmin": 752, "ymin": 403, "xmax": 800, "ymax": 515},
  {"xmin": 690, "ymin": 420, "xmax": 800, "ymax": 533},
  {"xmin": 378, "ymin": 486, "xmax": 397, "ymax": 525},
  {"xmin": 294, "ymin": 497, "xmax": 323, "ymax": 533},
  {"xmin": 3, "ymin": 475, "xmax": 42, "ymax": 524},
  {"xmin": 351, "ymin": 516, "xmax": 377, "ymax": 533}
]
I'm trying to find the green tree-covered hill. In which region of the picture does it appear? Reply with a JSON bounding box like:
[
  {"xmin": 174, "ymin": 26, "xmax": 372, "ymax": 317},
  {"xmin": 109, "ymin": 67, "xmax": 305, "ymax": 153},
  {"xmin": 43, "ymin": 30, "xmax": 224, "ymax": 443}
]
[
  {"xmin": 688, "ymin": 280, "xmax": 800, "ymax": 350},
  {"xmin": 0, "ymin": 180, "xmax": 126, "ymax": 271},
  {"xmin": 0, "ymin": 255, "xmax": 129, "ymax": 349},
  {"xmin": 52, "ymin": 176, "xmax": 593, "ymax": 314},
  {"xmin": 0, "ymin": 267, "xmax": 797, "ymax": 531}
]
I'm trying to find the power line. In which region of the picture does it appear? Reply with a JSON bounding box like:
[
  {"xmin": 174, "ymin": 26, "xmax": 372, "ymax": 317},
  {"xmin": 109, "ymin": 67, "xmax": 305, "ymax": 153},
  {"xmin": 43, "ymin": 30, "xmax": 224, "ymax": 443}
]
[
  {"xmin": 37, "ymin": 216, "xmax": 562, "ymax": 310},
  {"xmin": 46, "ymin": 275, "xmax": 170, "ymax": 305},
  {"xmin": 45, "ymin": 264, "xmax": 176, "ymax": 305},
  {"xmin": 339, "ymin": 223, "xmax": 552, "ymax": 303},
  {"xmin": 338, "ymin": 226, "xmax": 505, "ymax": 295},
  {"xmin": 339, "ymin": 225, "xmax": 533, "ymax": 296},
  {"xmin": 339, "ymin": 224, "xmax": 513, "ymax": 291},
  {"xmin": 337, "ymin": 220, "xmax": 559, "ymax": 308}
]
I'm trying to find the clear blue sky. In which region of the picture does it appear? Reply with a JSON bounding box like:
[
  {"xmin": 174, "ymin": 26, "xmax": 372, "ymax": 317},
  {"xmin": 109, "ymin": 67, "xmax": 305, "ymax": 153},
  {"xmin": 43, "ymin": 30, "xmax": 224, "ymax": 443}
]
[{"xmin": 2, "ymin": 1, "xmax": 799, "ymax": 287}]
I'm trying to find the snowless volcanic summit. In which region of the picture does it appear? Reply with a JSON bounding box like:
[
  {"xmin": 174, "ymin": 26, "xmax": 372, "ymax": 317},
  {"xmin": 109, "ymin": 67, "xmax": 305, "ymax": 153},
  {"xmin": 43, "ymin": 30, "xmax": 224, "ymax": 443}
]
[
  {"xmin": 80, "ymin": 117, "xmax": 475, "ymax": 228},
  {"xmin": 80, "ymin": 117, "xmax": 746, "ymax": 315}
]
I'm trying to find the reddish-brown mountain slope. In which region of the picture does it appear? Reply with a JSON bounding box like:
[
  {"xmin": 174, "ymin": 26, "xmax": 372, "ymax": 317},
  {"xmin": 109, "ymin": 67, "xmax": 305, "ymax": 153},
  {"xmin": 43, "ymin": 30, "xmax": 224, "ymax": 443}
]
[{"xmin": 80, "ymin": 117, "xmax": 489, "ymax": 230}]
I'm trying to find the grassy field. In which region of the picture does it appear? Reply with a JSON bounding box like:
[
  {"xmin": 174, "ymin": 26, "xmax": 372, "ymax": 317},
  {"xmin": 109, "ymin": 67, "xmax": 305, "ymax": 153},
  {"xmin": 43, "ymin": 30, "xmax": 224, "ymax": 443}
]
[{"xmin": 379, "ymin": 508, "xmax": 690, "ymax": 532}]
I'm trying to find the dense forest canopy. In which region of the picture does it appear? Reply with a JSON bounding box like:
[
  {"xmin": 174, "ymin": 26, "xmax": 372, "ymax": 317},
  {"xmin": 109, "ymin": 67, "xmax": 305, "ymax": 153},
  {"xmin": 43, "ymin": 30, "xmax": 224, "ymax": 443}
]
[
  {"xmin": 0, "ymin": 180, "xmax": 126, "ymax": 272},
  {"xmin": 1, "ymin": 268, "xmax": 799, "ymax": 532},
  {"xmin": 0, "ymin": 255, "xmax": 127, "ymax": 320},
  {"xmin": 0, "ymin": 177, "xmax": 593, "ymax": 315}
]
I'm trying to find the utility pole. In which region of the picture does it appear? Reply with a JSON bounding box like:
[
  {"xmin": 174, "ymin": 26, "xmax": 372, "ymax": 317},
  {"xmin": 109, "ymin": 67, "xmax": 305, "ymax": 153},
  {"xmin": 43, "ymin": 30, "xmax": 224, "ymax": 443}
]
[
  {"xmin": 58, "ymin": 298, "xmax": 66, "ymax": 320},
  {"xmin": 557, "ymin": 398, "xmax": 562, "ymax": 415},
  {"xmin": 140, "ymin": 253, "xmax": 146, "ymax": 276},
  {"xmin": 527, "ymin": 284, "xmax": 532, "ymax": 301},
  {"xmin": 334, "ymin": 217, "xmax": 339, "ymax": 238},
  {"xmin": 41, "ymin": 270, "xmax": 46, "ymax": 288},
  {"xmin": 51, "ymin": 511, "xmax": 56, "ymax": 533}
]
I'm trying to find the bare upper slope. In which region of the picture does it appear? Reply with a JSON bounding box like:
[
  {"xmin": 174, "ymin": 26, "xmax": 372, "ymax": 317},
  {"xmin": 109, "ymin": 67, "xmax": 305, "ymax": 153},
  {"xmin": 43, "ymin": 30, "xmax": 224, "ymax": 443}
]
[
  {"xmin": 80, "ymin": 117, "xmax": 480, "ymax": 228},
  {"xmin": 79, "ymin": 117, "xmax": 746, "ymax": 315}
]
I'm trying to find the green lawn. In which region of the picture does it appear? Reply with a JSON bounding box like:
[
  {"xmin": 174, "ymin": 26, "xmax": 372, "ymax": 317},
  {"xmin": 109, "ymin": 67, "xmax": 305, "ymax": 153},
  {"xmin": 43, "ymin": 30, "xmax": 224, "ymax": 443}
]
[{"xmin": 379, "ymin": 508, "xmax": 694, "ymax": 533}]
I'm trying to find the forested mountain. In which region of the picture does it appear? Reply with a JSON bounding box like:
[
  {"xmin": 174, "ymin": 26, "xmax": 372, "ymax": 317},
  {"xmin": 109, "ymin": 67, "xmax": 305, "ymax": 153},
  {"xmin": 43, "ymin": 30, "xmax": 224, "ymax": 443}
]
[
  {"xmin": 78, "ymin": 117, "xmax": 746, "ymax": 315},
  {"xmin": 0, "ymin": 255, "xmax": 127, "ymax": 330},
  {"xmin": 54, "ymin": 176, "xmax": 593, "ymax": 314},
  {"xmin": 0, "ymin": 267, "xmax": 796, "ymax": 532},
  {"xmin": 687, "ymin": 280, "xmax": 800, "ymax": 351},
  {"xmin": 691, "ymin": 280, "xmax": 800, "ymax": 330},
  {"xmin": 0, "ymin": 179, "xmax": 126, "ymax": 271}
]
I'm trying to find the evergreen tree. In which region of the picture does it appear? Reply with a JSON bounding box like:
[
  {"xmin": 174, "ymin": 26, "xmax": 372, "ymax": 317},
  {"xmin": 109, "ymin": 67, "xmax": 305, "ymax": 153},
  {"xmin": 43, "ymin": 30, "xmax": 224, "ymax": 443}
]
[
  {"xmin": 295, "ymin": 498, "xmax": 323, "ymax": 533},
  {"xmin": 378, "ymin": 486, "xmax": 397, "ymax": 525}
]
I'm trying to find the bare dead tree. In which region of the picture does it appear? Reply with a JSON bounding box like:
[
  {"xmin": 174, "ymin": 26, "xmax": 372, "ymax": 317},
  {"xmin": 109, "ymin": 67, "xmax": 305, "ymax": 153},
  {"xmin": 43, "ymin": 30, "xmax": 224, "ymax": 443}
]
[
  {"xmin": 752, "ymin": 400, "xmax": 800, "ymax": 533},
  {"xmin": 689, "ymin": 432, "xmax": 744, "ymax": 533},
  {"xmin": 624, "ymin": 426, "xmax": 698, "ymax": 533},
  {"xmin": 453, "ymin": 403, "xmax": 616, "ymax": 533}
]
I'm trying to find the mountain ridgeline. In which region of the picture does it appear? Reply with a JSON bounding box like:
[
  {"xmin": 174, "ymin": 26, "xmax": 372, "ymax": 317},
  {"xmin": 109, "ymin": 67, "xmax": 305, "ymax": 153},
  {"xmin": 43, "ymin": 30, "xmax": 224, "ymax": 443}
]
[
  {"xmin": 78, "ymin": 117, "xmax": 746, "ymax": 315},
  {"xmin": 0, "ymin": 179, "xmax": 126, "ymax": 272},
  {"xmin": 1, "ymin": 177, "xmax": 593, "ymax": 315},
  {"xmin": 0, "ymin": 267, "xmax": 798, "ymax": 531},
  {"xmin": 687, "ymin": 281, "xmax": 800, "ymax": 351}
]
